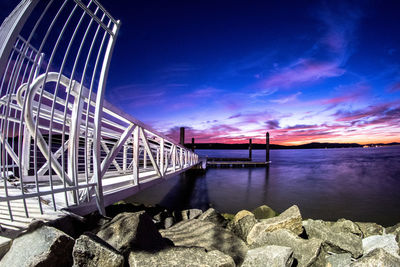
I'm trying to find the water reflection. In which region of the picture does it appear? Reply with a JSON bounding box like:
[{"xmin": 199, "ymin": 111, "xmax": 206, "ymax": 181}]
[{"xmin": 127, "ymin": 146, "xmax": 400, "ymax": 226}]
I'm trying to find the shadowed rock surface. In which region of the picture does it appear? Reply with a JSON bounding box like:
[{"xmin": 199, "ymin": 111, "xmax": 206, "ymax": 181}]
[
  {"xmin": 73, "ymin": 233, "xmax": 124, "ymax": 267},
  {"xmin": 0, "ymin": 225, "xmax": 74, "ymax": 267},
  {"xmin": 247, "ymin": 205, "xmax": 303, "ymax": 244},
  {"xmin": 97, "ymin": 211, "xmax": 166, "ymax": 253},
  {"xmin": 249, "ymin": 229, "xmax": 321, "ymax": 267},
  {"xmin": 160, "ymin": 219, "xmax": 248, "ymax": 265},
  {"xmin": 241, "ymin": 245, "xmax": 293, "ymax": 267},
  {"xmin": 350, "ymin": 248, "xmax": 400, "ymax": 266},
  {"xmin": 198, "ymin": 208, "xmax": 228, "ymax": 227},
  {"xmin": 229, "ymin": 211, "xmax": 257, "ymax": 242},
  {"xmin": 129, "ymin": 247, "xmax": 235, "ymax": 267},
  {"xmin": 303, "ymin": 219, "xmax": 363, "ymax": 258},
  {"xmin": 179, "ymin": 208, "xmax": 203, "ymax": 220}
]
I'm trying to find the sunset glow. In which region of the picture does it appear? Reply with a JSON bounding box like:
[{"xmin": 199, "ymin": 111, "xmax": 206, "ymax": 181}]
[{"xmin": 98, "ymin": 1, "xmax": 399, "ymax": 145}]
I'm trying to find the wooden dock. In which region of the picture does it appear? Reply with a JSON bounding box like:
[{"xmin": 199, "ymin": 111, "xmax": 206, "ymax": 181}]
[{"xmin": 207, "ymin": 161, "xmax": 270, "ymax": 168}]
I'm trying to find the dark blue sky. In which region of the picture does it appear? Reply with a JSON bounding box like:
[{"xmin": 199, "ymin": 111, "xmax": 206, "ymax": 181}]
[{"xmin": 2, "ymin": 0, "xmax": 400, "ymax": 144}]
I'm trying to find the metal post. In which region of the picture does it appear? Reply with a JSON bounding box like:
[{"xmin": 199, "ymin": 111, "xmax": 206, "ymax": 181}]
[
  {"xmin": 132, "ymin": 127, "xmax": 139, "ymax": 185},
  {"xmin": 191, "ymin": 137, "xmax": 195, "ymax": 151},
  {"xmin": 143, "ymin": 149, "xmax": 147, "ymax": 169},
  {"xmin": 249, "ymin": 138, "xmax": 252, "ymax": 160},
  {"xmin": 266, "ymin": 132, "xmax": 270, "ymax": 163},
  {"xmin": 160, "ymin": 138, "xmax": 164, "ymax": 176},
  {"xmin": 180, "ymin": 127, "xmax": 185, "ymax": 146},
  {"xmin": 122, "ymin": 145, "xmax": 127, "ymax": 172}
]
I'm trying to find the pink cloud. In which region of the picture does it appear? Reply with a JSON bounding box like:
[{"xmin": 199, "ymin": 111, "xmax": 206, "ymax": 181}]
[
  {"xmin": 319, "ymin": 84, "xmax": 369, "ymax": 105},
  {"xmin": 262, "ymin": 59, "xmax": 345, "ymax": 90}
]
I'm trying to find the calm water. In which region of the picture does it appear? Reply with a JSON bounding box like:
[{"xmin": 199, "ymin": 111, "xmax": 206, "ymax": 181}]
[{"xmin": 126, "ymin": 146, "xmax": 400, "ymax": 226}]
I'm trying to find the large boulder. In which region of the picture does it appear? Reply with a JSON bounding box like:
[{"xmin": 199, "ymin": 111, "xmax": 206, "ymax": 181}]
[
  {"xmin": 160, "ymin": 219, "xmax": 248, "ymax": 265},
  {"xmin": 0, "ymin": 225, "xmax": 74, "ymax": 267},
  {"xmin": 228, "ymin": 210, "xmax": 257, "ymax": 242},
  {"xmin": 252, "ymin": 205, "xmax": 277, "ymax": 220},
  {"xmin": 73, "ymin": 233, "xmax": 124, "ymax": 267},
  {"xmin": 247, "ymin": 205, "xmax": 303, "ymax": 244},
  {"xmin": 129, "ymin": 247, "xmax": 234, "ymax": 267},
  {"xmin": 362, "ymin": 234, "xmax": 399, "ymax": 258},
  {"xmin": 96, "ymin": 211, "xmax": 166, "ymax": 253},
  {"xmin": 355, "ymin": 222, "xmax": 384, "ymax": 238},
  {"xmin": 241, "ymin": 245, "xmax": 293, "ymax": 267},
  {"xmin": 350, "ymin": 248, "xmax": 400, "ymax": 266},
  {"xmin": 303, "ymin": 219, "xmax": 363, "ymax": 258},
  {"xmin": 249, "ymin": 229, "xmax": 322, "ymax": 267},
  {"xmin": 198, "ymin": 208, "xmax": 228, "ymax": 227}
]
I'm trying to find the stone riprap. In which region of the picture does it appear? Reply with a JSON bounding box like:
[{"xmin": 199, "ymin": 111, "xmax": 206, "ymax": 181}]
[{"xmin": 0, "ymin": 202, "xmax": 399, "ymax": 267}]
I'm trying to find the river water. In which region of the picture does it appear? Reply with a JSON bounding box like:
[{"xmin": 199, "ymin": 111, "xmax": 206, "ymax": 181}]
[{"xmin": 126, "ymin": 146, "xmax": 400, "ymax": 226}]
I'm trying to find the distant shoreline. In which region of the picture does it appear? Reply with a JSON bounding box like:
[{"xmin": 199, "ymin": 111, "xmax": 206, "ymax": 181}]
[{"xmin": 186, "ymin": 142, "xmax": 400, "ymax": 150}]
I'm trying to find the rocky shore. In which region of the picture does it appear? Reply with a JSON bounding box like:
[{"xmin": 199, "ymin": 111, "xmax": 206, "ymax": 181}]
[{"xmin": 0, "ymin": 202, "xmax": 399, "ymax": 266}]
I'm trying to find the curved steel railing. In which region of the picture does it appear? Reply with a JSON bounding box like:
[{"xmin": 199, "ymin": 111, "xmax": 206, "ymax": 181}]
[{"xmin": 0, "ymin": 0, "xmax": 198, "ymax": 221}]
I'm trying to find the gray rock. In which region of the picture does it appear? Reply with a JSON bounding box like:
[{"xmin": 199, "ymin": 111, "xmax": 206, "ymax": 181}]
[
  {"xmin": 386, "ymin": 223, "xmax": 400, "ymax": 247},
  {"xmin": 350, "ymin": 248, "xmax": 400, "ymax": 267},
  {"xmin": 73, "ymin": 233, "xmax": 124, "ymax": 267},
  {"xmin": 311, "ymin": 246, "xmax": 330, "ymax": 267},
  {"xmin": 326, "ymin": 253, "xmax": 352, "ymax": 267},
  {"xmin": 153, "ymin": 210, "xmax": 175, "ymax": 229},
  {"xmin": 355, "ymin": 222, "xmax": 384, "ymax": 238},
  {"xmin": 242, "ymin": 245, "xmax": 294, "ymax": 267},
  {"xmin": 252, "ymin": 205, "xmax": 277, "ymax": 220},
  {"xmin": 198, "ymin": 208, "xmax": 228, "ymax": 227},
  {"xmin": 362, "ymin": 234, "xmax": 399, "ymax": 258},
  {"xmin": 230, "ymin": 212, "xmax": 257, "ymax": 242},
  {"xmin": 386, "ymin": 223, "xmax": 400, "ymax": 236},
  {"xmin": 303, "ymin": 219, "xmax": 363, "ymax": 258},
  {"xmin": 250, "ymin": 229, "xmax": 322, "ymax": 267},
  {"xmin": 97, "ymin": 211, "xmax": 166, "ymax": 253},
  {"xmin": 164, "ymin": 217, "xmax": 175, "ymax": 229},
  {"xmin": 0, "ymin": 225, "xmax": 74, "ymax": 267},
  {"xmin": 160, "ymin": 219, "xmax": 248, "ymax": 265},
  {"xmin": 247, "ymin": 205, "xmax": 303, "ymax": 244},
  {"xmin": 332, "ymin": 219, "xmax": 362, "ymax": 237},
  {"xmin": 180, "ymin": 208, "xmax": 203, "ymax": 220},
  {"xmin": 129, "ymin": 246, "xmax": 235, "ymax": 267}
]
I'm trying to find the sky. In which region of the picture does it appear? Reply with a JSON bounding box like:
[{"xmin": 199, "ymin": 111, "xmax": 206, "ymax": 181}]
[{"xmin": 2, "ymin": 1, "xmax": 400, "ymax": 145}]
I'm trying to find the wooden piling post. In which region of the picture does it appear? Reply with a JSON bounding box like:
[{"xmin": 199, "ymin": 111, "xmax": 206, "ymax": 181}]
[
  {"xmin": 266, "ymin": 132, "xmax": 270, "ymax": 163},
  {"xmin": 249, "ymin": 138, "xmax": 252, "ymax": 160},
  {"xmin": 180, "ymin": 127, "xmax": 185, "ymax": 146},
  {"xmin": 191, "ymin": 137, "xmax": 195, "ymax": 151}
]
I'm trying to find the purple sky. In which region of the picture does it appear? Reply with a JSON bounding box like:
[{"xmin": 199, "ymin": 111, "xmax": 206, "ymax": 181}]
[{"xmin": 2, "ymin": 0, "xmax": 400, "ymax": 145}]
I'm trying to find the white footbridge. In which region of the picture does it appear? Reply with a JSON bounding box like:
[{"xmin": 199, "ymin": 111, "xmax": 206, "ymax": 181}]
[{"xmin": 0, "ymin": 0, "xmax": 199, "ymax": 231}]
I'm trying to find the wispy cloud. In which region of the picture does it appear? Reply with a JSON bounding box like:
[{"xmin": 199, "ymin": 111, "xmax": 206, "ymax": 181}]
[{"xmin": 271, "ymin": 92, "xmax": 302, "ymax": 104}]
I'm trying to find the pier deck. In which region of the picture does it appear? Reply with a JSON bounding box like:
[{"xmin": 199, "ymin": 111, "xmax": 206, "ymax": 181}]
[{"xmin": 207, "ymin": 161, "xmax": 270, "ymax": 168}]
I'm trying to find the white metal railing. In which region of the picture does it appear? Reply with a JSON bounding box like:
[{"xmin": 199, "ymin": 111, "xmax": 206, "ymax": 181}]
[{"xmin": 0, "ymin": 0, "xmax": 198, "ymax": 221}]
